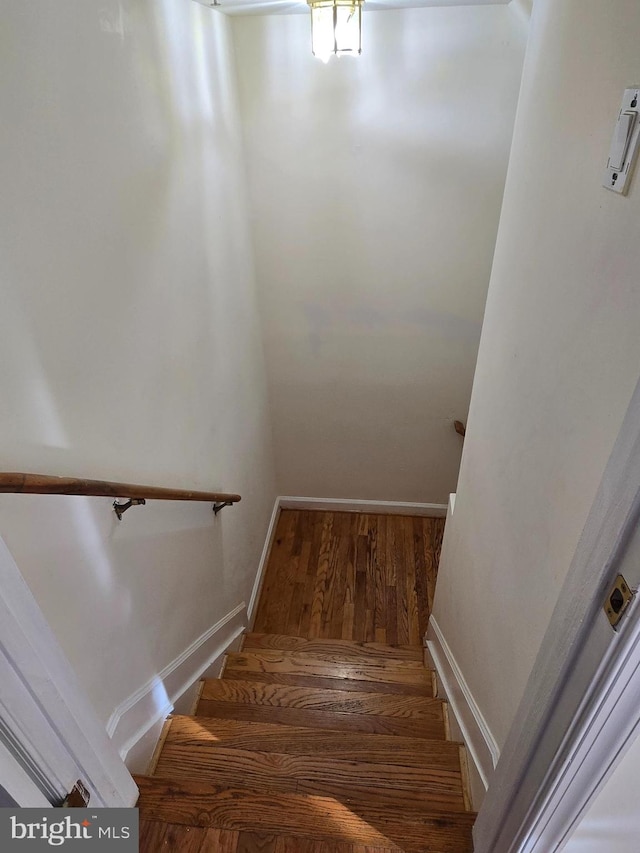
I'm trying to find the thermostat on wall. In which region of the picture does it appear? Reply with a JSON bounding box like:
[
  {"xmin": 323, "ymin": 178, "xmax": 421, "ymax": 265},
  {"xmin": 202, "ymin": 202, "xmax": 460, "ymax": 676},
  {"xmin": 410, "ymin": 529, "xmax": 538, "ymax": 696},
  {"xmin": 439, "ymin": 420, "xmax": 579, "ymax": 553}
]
[{"xmin": 603, "ymin": 87, "xmax": 640, "ymax": 195}]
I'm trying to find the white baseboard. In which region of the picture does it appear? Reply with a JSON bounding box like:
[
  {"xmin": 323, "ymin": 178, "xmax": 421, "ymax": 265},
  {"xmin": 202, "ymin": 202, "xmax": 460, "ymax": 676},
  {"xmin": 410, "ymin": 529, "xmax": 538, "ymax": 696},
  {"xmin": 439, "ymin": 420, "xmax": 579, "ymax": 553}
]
[
  {"xmin": 427, "ymin": 616, "xmax": 499, "ymax": 797},
  {"xmin": 107, "ymin": 602, "xmax": 247, "ymax": 771},
  {"xmin": 279, "ymin": 496, "xmax": 448, "ymax": 517},
  {"xmin": 248, "ymin": 498, "xmax": 282, "ymax": 626}
]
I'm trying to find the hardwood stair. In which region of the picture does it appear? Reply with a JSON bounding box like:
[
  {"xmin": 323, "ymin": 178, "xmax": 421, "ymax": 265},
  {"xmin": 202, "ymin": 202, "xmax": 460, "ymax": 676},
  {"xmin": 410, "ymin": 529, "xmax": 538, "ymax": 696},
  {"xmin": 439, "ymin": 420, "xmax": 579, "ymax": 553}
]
[{"xmin": 136, "ymin": 634, "xmax": 475, "ymax": 852}]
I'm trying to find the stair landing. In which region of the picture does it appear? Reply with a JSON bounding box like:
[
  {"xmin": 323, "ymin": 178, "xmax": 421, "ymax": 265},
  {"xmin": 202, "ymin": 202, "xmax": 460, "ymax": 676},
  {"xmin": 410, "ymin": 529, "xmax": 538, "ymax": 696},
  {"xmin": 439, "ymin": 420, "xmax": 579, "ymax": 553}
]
[{"xmin": 252, "ymin": 511, "xmax": 444, "ymax": 645}]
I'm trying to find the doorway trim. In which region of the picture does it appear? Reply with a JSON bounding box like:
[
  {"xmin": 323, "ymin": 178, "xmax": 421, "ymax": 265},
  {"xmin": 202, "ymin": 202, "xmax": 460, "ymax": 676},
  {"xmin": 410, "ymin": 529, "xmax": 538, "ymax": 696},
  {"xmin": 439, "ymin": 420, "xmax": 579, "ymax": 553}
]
[
  {"xmin": 0, "ymin": 536, "xmax": 138, "ymax": 807},
  {"xmin": 473, "ymin": 376, "xmax": 640, "ymax": 852}
]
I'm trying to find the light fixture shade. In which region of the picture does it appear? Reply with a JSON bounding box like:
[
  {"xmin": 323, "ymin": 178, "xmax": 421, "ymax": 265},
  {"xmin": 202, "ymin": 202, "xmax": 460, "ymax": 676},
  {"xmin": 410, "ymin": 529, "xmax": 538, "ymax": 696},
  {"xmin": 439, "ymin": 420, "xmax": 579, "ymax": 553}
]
[{"xmin": 308, "ymin": 0, "xmax": 363, "ymax": 62}]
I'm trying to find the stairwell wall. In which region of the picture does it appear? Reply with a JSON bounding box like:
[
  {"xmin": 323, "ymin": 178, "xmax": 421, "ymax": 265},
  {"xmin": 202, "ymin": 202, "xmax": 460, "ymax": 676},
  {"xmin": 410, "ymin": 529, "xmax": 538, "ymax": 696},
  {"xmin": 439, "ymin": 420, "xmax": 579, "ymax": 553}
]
[
  {"xmin": 433, "ymin": 0, "xmax": 640, "ymax": 753},
  {"xmin": 231, "ymin": 4, "xmax": 528, "ymax": 504},
  {"xmin": 0, "ymin": 0, "xmax": 276, "ymax": 766}
]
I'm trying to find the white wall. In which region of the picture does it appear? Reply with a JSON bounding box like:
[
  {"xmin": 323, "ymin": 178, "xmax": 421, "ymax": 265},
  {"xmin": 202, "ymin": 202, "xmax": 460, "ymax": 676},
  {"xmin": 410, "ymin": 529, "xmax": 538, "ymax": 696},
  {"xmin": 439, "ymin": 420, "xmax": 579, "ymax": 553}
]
[
  {"xmin": 433, "ymin": 0, "xmax": 640, "ymax": 752},
  {"xmin": 232, "ymin": 5, "xmax": 527, "ymax": 503},
  {"xmin": 565, "ymin": 730, "xmax": 640, "ymax": 853},
  {"xmin": 0, "ymin": 0, "xmax": 276, "ymax": 756}
]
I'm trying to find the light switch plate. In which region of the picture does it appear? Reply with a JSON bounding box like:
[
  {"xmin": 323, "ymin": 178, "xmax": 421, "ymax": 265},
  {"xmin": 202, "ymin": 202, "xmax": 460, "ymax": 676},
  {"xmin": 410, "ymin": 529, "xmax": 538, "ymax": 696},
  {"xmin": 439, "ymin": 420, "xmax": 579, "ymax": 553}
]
[{"xmin": 603, "ymin": 87, "xmax": 640, "ymax": 195}]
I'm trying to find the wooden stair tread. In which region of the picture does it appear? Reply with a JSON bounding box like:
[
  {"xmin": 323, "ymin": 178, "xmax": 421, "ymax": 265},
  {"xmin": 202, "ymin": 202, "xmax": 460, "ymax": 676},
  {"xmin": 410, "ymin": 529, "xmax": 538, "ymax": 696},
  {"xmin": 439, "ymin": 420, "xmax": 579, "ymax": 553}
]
[
  {"xmin": 195, "ymin": 700, "xmax": 446, "ymax": 739},
  {"xmin": 165, "ymin": 715, "xmax": 462, "ymax": 764},
  {"xmin": 155, "ymin": 720, "xmax": 466, "ymax": 813},
  {"xmin": 139, "ymin": 820, "xmax": 209, "ymax": 852},
  {"xmin": 196, "ymin": 679, "xmax": 447, "ymax": 739},
  {"xmin": 140, "ymin": 823, "xmax": 402, "ymax": 853},
  {"xmin": 242, "ymin": 634, "xmax": 423, "ymax": 662},
  {"xmin": 273, "ymin": 835, "xmax": 397, "ymax": 853},
  {"xmin": 136, "ymin": 776, "xmax": 476, "ymax": 853},
  {"xmin": 153, "ymin": 749, "xmax": 467, "ymax": 813},
  {"xmin": 273, "ymin": 838, "xmax": 399, "ymax": 853},
  {"xmin": 222, "ymin": 669, "xmax": 434, "ymax": 697},
  {"xmin": 224, "ymin": 650, "xmax": 432, "ymax": 688},
  {"xmin": 199, "ymin": 679, "xmax": 442, "ymax": 719}
]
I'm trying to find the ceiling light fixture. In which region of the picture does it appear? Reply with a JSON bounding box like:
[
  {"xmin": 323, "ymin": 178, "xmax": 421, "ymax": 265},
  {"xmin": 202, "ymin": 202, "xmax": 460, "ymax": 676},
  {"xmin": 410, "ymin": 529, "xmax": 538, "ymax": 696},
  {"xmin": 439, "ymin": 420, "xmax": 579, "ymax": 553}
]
[{"xmin": 307, "ymin": 0, "xmax": 363, "ymax": 63}]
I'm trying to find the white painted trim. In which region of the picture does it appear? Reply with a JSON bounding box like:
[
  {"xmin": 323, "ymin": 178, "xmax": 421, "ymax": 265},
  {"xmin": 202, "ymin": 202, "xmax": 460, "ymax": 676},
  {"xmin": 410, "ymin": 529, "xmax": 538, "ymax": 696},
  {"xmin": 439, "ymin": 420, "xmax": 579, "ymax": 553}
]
[
  {"xmin": 473, "ymin": 375, "xmax": 640, "ymax": 853},
  {"xmin": 107, "ymin": 602, "xmax": 247, "ymax": 766},
  {"xmin": 248, "ymin": 497, "xmax": 281, "ymax": 625},
  {"xmin": 279, "ymin": 496, "xmax": 448, "ymax": 518},
  {"xmin": 523, "ymin": 587, "xmax": 640, "ymax": 852},
  {"xmin": 427, "ymin": 616, "xmax": 499, "ymax": 789},
  {"xmin": 0, "ymin": 739, "xmax": 52, "ymax": 808},
  {"xmin": 0, "ymin": 536, "xmax": 137, "ymax": 807}
]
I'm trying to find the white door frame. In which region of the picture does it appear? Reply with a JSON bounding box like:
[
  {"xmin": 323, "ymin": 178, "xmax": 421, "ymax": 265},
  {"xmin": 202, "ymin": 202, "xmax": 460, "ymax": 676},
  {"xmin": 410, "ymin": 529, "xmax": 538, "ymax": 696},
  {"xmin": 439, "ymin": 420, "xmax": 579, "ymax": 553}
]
[
  {"xmin": 0, "ymin": 740, "xmax": 51, "ymax": 808},
  {"xmin": 474, "ymin": 376, "xmax": 640, "ymax": 852},
  {"xmin": 0, "ymin": 536, "xmax": 138, "ymax": 807}
]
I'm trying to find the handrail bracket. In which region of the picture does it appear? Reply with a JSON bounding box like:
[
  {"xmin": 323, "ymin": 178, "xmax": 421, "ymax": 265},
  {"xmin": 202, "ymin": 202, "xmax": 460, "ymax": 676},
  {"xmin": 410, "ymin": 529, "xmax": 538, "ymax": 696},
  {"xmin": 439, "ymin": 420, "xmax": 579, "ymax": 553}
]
[
  {"xmin": 113, "ymin": 498, "xmax": 146, "ymax": 521},
  {"xmin": 213, "ymin": 500, "xmax": 233, "ymax": 515}
]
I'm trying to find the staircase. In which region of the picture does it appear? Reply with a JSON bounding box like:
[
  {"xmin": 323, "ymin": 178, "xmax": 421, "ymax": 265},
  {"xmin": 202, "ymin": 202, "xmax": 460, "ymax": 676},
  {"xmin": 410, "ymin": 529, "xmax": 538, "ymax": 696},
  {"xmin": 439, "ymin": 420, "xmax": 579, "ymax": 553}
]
[{"xmin": 136, "ymin": 632, "xmax": 476, "ymax": 852}]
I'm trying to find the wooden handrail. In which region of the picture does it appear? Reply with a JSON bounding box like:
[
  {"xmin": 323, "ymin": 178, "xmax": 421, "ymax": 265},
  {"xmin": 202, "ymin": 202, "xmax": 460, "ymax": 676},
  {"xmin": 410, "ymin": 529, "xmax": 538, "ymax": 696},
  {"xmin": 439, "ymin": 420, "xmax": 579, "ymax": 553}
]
[{"xmin": 0, "ymin": 473, "xmax": 241, "ymax": 504}]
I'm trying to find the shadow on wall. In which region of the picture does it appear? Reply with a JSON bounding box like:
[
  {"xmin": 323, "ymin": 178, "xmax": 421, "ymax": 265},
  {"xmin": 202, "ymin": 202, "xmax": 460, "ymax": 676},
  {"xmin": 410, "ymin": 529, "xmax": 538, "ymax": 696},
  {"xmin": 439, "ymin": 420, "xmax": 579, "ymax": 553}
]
[{"xmin": 0, "ymin": 493, "xmax": 229, "ymax": 725}]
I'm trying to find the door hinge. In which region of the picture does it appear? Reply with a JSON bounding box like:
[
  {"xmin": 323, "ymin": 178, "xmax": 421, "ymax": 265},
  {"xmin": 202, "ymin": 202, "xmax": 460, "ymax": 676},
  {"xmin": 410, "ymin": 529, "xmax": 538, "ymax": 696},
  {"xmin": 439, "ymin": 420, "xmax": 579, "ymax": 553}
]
[
  {"xmin": 604, "ymin": 574, "xmax": 635, "ymax": 630},
  {"xmin": 62, "ymin": 780, "xmax": 90, "ymax": 808}
]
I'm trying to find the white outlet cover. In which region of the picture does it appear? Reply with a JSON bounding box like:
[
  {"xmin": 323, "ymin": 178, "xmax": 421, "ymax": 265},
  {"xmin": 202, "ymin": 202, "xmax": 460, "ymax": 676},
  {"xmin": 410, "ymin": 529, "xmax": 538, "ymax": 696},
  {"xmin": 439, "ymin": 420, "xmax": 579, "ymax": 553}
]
[{"xmin": 603, "ymin": 87, "xmax": 640, "ymax": 195}]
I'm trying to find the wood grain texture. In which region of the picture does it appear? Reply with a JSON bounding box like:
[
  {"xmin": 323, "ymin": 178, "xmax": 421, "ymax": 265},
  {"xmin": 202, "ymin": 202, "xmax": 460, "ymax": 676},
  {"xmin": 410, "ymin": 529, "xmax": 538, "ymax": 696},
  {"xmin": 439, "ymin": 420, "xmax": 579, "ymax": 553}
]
[
  {"xmin": 224, "ymin": 650, "xmax": 431, "ymax": 687},
  {"xmin": 163, "ymin": 715, "xmax": 460, "ymax": 762},
  {"xmin": 139, "ymin": 820, "xmax": 208, "ymax": 852},
  {"xmin": 199, "ymin": 828, "xmax": 240, "ymax": 853},
  {"xmin": 139, "ymin": 510, "xmax": 470, "ymax": 851},
  {"xmin": 458, "ymin": 746, "xmax": 473, "ymax": 813},
  {"xmin": 276, "ymin": 839, "xmax": 398, "ymax": 853},
  {"xmin": 236, "ymin": 832, "xmax": 278, "ymax": 853},
  {"xmin": 195, "ymin": 699, "xmax": 446, "ymax": 739},
  {"xmin": 0, "ymin": 472, "xmax": 240, "ymax": 503},
  {"xmin": 222, "ymin": 669, "xmax": 433, "ymax": 697},
  {"xmin": 161, "ymin": 823, "xmax": 208, "ymax": 852},
  {"xmin": 139, "ymin": 819, "xmax": 169, "ymax": 852},
  {"xmin": 139, "ymin": 823, "xmax": 399, "ymax": 853},
  {"xmin": 275, "ymin": 839, "xmax": 356, "ymax": 853},
  {"xmin": 242, "ymin": 634, "xmax": 422, "ymax": 661},
  {"xmin": 198, "ymin": 680, "xmax": 445, "ymax": 722},
  {"xmin": 253, "ymin": 512, "xmax": 444, "ymax": 645},
  {"xmin": 153, "ymin": 740, "xmax": 467, "ymax": 812},
  {"xmin": 136, "ymin": 776, "xmax": 475, "ymax": 853}
]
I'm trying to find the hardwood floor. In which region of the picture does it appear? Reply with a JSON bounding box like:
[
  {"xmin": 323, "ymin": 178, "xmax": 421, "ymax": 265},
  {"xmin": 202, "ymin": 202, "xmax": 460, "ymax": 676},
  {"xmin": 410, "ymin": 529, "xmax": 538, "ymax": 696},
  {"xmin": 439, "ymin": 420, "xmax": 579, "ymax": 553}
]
[
  {"xmin": 253, "ymin": 511, "xmax": 444, "ymax": 645},
  {"xmin": 136, "ymin": 510, "xmax": 474, "ymax": 852},
  {"xmin": 138, "ymin": 819, "xmax": 466, "ymax": 853}
]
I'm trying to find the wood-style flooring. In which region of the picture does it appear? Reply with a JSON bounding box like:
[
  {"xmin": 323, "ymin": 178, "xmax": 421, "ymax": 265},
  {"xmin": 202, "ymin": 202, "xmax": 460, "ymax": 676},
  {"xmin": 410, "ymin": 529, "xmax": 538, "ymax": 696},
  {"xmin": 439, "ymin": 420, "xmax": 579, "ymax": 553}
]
[
  {"xmin": 138, "ymin": 821, "xmax": 469, "ymax": 853},
  {"xmin": 136, "ymin": 510, "xmax": 474, "ymax": 853},
  {"xmin": 254, "ymin": 511, "xmax": 444, "ymax": 645}
]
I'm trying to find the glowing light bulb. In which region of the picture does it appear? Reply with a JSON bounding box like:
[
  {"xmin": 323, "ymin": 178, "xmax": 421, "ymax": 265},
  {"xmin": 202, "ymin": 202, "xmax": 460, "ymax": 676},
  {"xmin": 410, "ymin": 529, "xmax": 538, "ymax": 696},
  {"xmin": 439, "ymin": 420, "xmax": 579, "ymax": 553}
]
[{"xmin": 308, "ymin": 0, "xmax": 363, "ymax": 61}]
